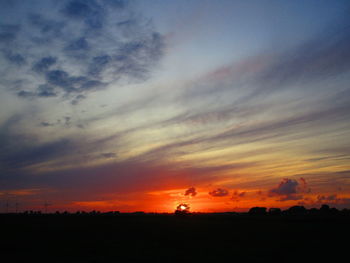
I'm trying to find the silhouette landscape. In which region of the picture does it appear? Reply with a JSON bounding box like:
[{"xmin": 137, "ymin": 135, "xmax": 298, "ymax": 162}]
[
  {"xmin": 1, "ymin": 205, "xmax": 349, "ymax": 262},
  {"xmin": 1, "ymin": 0, "xmax": 350, "ymax": 262}
]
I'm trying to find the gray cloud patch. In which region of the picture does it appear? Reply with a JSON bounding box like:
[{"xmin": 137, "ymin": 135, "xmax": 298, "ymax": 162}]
[
  {"xmin": 0, "ymin": 24, "xmax": 20, "ymax": 43},
  {"xmin": 28, "ymin": 13, "xmax": 65, "ymax": 39},
  {"xmin": 2, "ymin": 50, "xmax": 26, "ymax": 65},
  {"xmin": 89, "ymin": 55, "xmax": 111, "ymax": 76},
  {"xmin": 32, "ymin": 57, "xmax": 57, "ymax": 73},
  {"xmin": 269, "ymin": 178, "xmax": 311, "ymax": 202},
  {"xmin": 61, "ymin": 0, "xmax": 106, "ymax": 29}
]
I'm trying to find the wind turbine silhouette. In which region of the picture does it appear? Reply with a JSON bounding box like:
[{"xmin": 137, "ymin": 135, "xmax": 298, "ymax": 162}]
[
  {"xmin": 43, "ymin": 201, "xmax": 52, "ymax": 214},
  {"xmin": 5, "ymin": 199, "xmax": 9, "ymax": 213},
  {"xmin": 15, "ymin": 197, "xmax": 19, "ymax": 213}
]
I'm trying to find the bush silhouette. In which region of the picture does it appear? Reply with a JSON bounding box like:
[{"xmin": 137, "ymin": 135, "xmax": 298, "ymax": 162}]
[
  {"xmin": 286, "ymin": 206, "xmax": 307, "ymax": 215},
  {"xmin": 248, "ymin": 207, "xmax": 267, "ymax": 215},
  {"xmin": 268, "ymin": 208, "xmax": 282, "ymax": 215}
]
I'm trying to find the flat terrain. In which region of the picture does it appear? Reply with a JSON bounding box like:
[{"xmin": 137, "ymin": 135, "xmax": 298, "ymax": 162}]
[{"xmin": 1, "ymin": 213, "xmax": 349, "ymax": 262}]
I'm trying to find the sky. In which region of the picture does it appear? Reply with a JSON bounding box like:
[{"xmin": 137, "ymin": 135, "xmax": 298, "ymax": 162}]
[{"xmin": 1, "ymin": 0, "xmax": 350, "ymax": 213}]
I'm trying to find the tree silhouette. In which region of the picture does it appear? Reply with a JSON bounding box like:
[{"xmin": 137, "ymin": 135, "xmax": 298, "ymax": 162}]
[
  {"xmin": 268, "ymin": 208, "xmax": 282, "ymax": 215},
  {"xmin": 175, "ymin": 203, "xmax": 190, "ymax": 215},
  {"xmin": 286, "ymin": 206, "xmax": 307, "ymax": 215},
  {"xmin": 248, "ymin": 207, "xmax": 267, "ymax": 215}
]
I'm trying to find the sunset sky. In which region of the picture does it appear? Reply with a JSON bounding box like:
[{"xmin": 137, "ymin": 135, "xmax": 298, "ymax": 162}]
[{"xmin": 1, "ymin": 0, "xmax": 350, "ymax": 213}]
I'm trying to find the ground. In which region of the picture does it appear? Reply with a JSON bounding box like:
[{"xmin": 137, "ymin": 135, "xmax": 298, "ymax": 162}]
[{"xmin": 1, "ymin": 213, "xmax": 349, "ymax": 262}]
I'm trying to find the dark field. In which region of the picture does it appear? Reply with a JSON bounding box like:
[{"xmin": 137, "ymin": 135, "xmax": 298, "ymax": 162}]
[{"xmin": 1, "ymin": 212, "xmax": 349, "ymax": 262}]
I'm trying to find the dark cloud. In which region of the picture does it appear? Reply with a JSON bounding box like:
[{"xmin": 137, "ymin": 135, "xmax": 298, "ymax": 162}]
[
  {"xmin": 44, "ymin": 70, "xmax": 105, "ymax": 94},
  {"xmin": 65, "ymin": 37, "xmax": 89, "ymax": 53},
  {"xmin": 2, "ymin": 50, "xmax": 25, "ymax": 65},
  {"xmin": 0, "ymin": 0, "xmax": 164, "ymax": 103},
  {"xmin": 46, "ymin": 70, "xmax": 76, "ymax": 90},
  {"xmin": 209, "ymin": 188, "xmax": 229, "ymax": 197},
  {"xmin": 32, "ymin": 57, "xmax": 57, "ymax": 73},
  {"xmin": 88, "ymin": 55, "xmax": 111, "ymax": 76},
  {"xmin": 108, "ymin": 32, "xmax": 164, "ymax": 80},
  {"xmin": 270, "ymin": 178, "xmax": 298, "ymax": 196},
  {"xmin": 268, "ymin": 178, "xmax": 311, "ymax": 202},
  {"xmin": 9, "ymin": 55, "xmax": 25, "ymax": 65},
  {"xmin": 28, "ymin": 13, "xmax": 64, "ymax": 36},
  {"xmin": 61, "ymin": 0, "xmax": 105, "ymax": 29},
  {"xmin": 0, "ymin": 24, "xmax": 20, "ymax": 42},
  {"xmin": 184, "ymin": 187, "xmax": 197, "ymax": 197}
]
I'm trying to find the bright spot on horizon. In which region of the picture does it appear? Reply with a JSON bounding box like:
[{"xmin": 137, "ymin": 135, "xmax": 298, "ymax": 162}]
[{"xmin": 180, "ymin": 205, "xmax": 187, "ymax": 210}]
